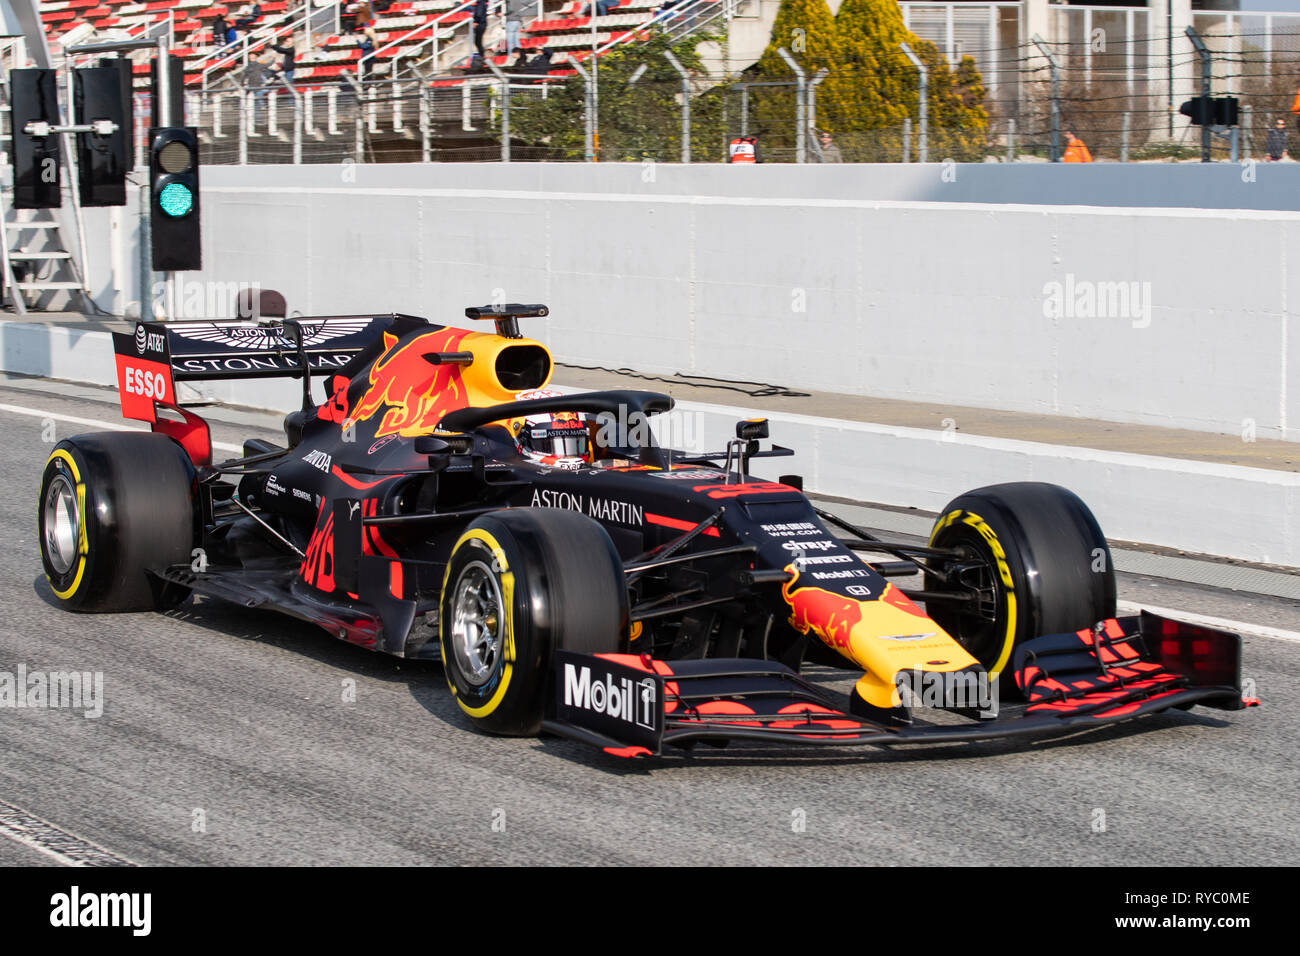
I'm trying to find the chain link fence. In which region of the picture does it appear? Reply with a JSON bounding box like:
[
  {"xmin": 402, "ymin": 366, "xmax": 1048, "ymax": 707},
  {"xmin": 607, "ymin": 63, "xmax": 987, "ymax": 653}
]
[{"xmin": 182, "ymin": 27, "xmax": 1300, "ymax": 165}]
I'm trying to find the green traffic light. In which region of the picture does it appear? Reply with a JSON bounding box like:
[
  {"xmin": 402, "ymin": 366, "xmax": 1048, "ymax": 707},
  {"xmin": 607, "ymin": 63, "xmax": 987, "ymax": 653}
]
[{"xmin": 159, "ymin": 181, "xmax": 193, "ymax": 217}]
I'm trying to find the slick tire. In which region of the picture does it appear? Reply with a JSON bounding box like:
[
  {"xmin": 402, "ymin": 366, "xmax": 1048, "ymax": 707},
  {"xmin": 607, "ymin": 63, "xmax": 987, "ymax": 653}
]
[
  {"xmin": 39, "ymin": 432, "xmax": 198, "ymax": 612},
  {"xmin": 439, "ymin": 508, "xmax": 629, "ymax": 736},
  {"xmin": 925, "ymin": 482, "xmax": 1115, "ymax": 684}
]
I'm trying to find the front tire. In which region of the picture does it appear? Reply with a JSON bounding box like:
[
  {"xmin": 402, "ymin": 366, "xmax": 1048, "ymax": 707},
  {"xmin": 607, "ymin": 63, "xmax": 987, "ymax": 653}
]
[
  {"xmin": 439, "ymin": 508, "xmax": 628, "ymax": 736},
  {"xmin": 39, "ymin": 432, "xmax": 198, "ymax": 612},
  {"xmin": 925, "ymin": 482, "xmax": 1115, "ymax": 681}
]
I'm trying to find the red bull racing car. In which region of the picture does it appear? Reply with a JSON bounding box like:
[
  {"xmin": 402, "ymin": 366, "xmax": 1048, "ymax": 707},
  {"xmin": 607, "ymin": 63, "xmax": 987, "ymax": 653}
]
[{"xmin": 37, "ymin": 305, "xmax": 1257, "ymax": 757}]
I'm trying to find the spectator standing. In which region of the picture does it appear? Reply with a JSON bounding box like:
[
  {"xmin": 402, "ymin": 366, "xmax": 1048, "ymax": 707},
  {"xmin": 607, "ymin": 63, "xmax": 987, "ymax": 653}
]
[
  {"xmin": 503, "ymin": 0, "xmax": 528, "ymax": 57},
  {"xmin": 1062, "ymin": 129, "xmax": 1092, "ymax": 163},
  {"xmin": 212, "ymin": 13, "xmax": 230, "ymax": 46},
  {"xmin": 358, "ymin": 25, "xmax": 379, "ymax": 79},
  {"xmin": 271, "ymin": 35, "xmax": 297, "ymax": 86},
  {"xmin": 1267, "ymin": 118, "xmax": 1289, "ymax": 161},
  {"xmin": 472, "ymin": 0, "xmax": 489, "ymax": 59},
  {"xmin": 816, "ymin": 129, "xmax": 842, "ymax": 162},
  {"xmin": 244, "ymin": 53, "xmax": 271, "ymax": 100}
]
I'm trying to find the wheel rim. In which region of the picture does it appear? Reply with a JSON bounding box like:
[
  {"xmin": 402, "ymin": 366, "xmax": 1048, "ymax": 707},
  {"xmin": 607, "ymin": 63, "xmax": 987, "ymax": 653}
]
[
  {"xmin": 926, "ymin": 538, "xmax": 1007, "ymax": 670},
  {"xmin": 450, "ymin": 560, "xmax": 504, "ymax": 687},
  {"xmin": 43, "ymin": 473, "xmax": 81, "ymax": 576}
]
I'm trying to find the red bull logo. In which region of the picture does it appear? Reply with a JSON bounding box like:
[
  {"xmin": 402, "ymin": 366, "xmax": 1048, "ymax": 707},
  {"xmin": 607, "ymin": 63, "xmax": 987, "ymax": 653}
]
[
  {"xmin": 782, "ymin": 566, "xmax": 863, "ymax": 650},
  {"xmin": 345, "ymin": 329, "xmax": 472, "ymax": 438},
  {"xmin": 882, "ymin": 583, "xmax": 929, "ymax": 618}
]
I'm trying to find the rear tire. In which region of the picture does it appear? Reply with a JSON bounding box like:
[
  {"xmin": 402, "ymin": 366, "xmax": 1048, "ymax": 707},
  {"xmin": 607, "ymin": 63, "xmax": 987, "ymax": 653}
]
[
  {"xmin": 38, "ymin": 432, "xmax": 198, "ymax": 612},
  {"xmin": 925, "ymin": 482, "xmax": 1115, "ymax": 682},
  {"xmin": 439, "ymin": 508, "xmax": 628, "ymax": 736}
]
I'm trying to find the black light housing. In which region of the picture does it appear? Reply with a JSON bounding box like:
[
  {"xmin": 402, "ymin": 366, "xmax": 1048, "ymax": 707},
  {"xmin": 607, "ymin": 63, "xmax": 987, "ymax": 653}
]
[{"xmin": 149, "ymin": 126, "xmax": 201, "ymax": 271}]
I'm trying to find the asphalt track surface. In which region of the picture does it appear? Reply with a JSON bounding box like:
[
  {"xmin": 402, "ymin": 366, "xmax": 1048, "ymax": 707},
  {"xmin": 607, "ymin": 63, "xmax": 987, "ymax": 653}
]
[{"xmin": 1, "ymin": 378, "xmax": 1297, "ymax": 867}]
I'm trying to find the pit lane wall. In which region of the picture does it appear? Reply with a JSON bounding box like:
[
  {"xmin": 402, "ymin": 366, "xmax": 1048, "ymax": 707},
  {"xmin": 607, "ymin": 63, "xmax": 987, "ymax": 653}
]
[{"xmin": 111, "ymin": 161, "xmax": 1300, "ymax": 444}]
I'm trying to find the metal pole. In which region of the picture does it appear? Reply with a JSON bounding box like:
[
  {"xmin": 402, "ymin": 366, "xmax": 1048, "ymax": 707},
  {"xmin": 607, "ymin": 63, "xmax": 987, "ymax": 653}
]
[
  {"xmin": 1185, "ymin": 26, "xmax": 1212, "ymax": 163},
  {"xmin": 355, "ymin": 98, "xmax": 364, "ymax": 161},
  {"xmin": 211, "ymin": 92, "xmax": 222, "ymax": 142},
  {"xmin": 421, "ymin": 85, "xmax": 431, "ymax": 162},
  {"xmin": 1006, "ymin": 117, "xmax": 1014, "ymax": 162},
  {"xmin": 664, "ymin": 50, "xmax": 690, "ymax": 163},
  {"xmin": 486, "ymin": 60, "xmax": 510, "ymax": 162},
  {"xmin": 902, "ymin": 117, "xmax": 911, "ymax": 163},
  {"xmin": 570, "ymin": 59, "xmax": 595, "ymax": 162},
  {"xmin": 776, "ymin": 47, "xmax": 806, "ymax": 163},
  {"xmin": 1120, "ymin": 112, "xmax": 1130, "ymax": 162},
  {"xmin": 900, "ymin": 41, "xmax": 928, "ymax": 163},
  {"xmin": 1167, "ymin": 0, "xmax": 1174, "ymax": 137},
  {"xmin": 809, "ymin": 68, "xmax": 827, "ymax": 132},
  {"xmin": 156, "ymin": 35, "xmax": 174, "ymax": 319},
  {"xmin": 1031, "ymin": 35, "xmax": 1060, "ymax": 162},
  {"xmin": 59, "ymin": 60, "xmax": 92, "ymax": 304},
  {"xmin": 293, "ymin": 92, "xmax": 302, "ymax": 164},
  {"xmin": 1242, "ymin": 104, "xmax": 1252, "ymax": 160},
  {"xmin": 239, "ymin": 93, "xmax": 249, "ymax": 163},
  {"xmin": 740, "ymin": 84, "xmax": 748, "ymax": 137}
]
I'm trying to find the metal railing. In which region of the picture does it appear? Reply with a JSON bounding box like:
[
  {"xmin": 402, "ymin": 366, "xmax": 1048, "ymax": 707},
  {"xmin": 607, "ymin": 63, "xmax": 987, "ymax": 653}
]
[
  {"xmin": 356, "ymin": 0, "xmax": 480, "ymax": 80},
  {"xmin": 198, "ymin": 3, "xmax": 343, "ymax": 91},
  {"xmin": 594, "ymin": 0, "xmax": 730, "ymax": 59}
]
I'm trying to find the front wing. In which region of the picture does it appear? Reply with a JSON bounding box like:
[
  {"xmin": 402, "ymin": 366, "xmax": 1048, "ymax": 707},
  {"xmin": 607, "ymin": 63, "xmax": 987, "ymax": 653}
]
[{"xmin": 543, "ymin": 611, "xmax": 1258, "ymax": 758}]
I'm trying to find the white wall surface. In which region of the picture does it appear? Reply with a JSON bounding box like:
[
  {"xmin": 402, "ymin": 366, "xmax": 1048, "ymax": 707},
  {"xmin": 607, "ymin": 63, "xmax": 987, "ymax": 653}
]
[{"xmin": 110, "ymin": 162, "xmax": 1297, "ymax": 442}]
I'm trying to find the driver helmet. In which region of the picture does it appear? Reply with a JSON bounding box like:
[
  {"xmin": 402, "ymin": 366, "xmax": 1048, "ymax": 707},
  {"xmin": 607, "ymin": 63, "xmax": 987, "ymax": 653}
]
[{"xmin": 515, "ymin": 387, "xmax": 591, "ymax": 462}]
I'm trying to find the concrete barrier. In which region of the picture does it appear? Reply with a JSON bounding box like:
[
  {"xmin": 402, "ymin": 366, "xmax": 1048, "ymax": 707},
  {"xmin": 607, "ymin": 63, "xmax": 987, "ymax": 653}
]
[
  {"xmin": 155, "ymin": 163, "xmax": 1295, "ymax": 443},
  {"xmin": 75, "ymin": 164, "xmax": 1300, "ymax": 442}
]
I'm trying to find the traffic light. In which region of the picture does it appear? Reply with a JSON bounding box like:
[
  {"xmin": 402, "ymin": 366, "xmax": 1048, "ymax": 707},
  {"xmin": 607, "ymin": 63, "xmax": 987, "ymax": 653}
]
[
  {"xmin": 1179, "ymin": 96, "xmax": 1213, "ymax": 126},
  {"xmin": 1214, "ymin": 96, "xmax": 1240, "ymax": 127},
  {"xmin": 1180, "ymin": 95, "xmax": 1240, "ymax": 127},
  {"xmin": 8, "ymin": 68, "xmax": 61, "ymax": 209},
  {"xmin": 73, "ymin": 62, "xmax": 133, "ymax": 207},
  {"xmin": 149, "ymin": 127, "xmax": 201, "ymax": 271}
]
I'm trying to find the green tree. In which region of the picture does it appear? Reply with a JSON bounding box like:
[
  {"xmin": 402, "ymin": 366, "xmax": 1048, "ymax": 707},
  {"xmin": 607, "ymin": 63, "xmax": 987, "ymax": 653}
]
[
  {"xmin": 829, "ymin": 0, "xmax": 914, "ymax": 136},
  {"xmin": 748, "ymin": 0, "xmax": 989, "ymax": 161},
  {"xmin": 915, "ymin": 45, "xmax": 989, "ymax": 162},
  {"xmin": 509, "ymin": 33, "xmax": 720, "ymax": 162},
  {"xmin": 748, "ymin": 0, "xmax": 841, "ymax": 155}
]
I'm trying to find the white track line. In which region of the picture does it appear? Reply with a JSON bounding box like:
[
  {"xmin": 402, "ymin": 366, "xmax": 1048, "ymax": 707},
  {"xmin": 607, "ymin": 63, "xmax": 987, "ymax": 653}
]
[
  {"xmin": 0, "ymin": 799, "xmax": 136, "ymax": 867},
  {"xmin": 0, "ymin": 402, "xmax": 242, "ymax": 453},
  {"xmin": 1117, "ymin": 600, "xmax": 1300, "ymax": 644}
]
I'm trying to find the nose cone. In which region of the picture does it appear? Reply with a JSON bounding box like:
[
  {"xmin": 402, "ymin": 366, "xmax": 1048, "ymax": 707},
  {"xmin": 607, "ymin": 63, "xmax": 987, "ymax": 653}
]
[{"xmin": 782, "ymin": 567, "xmax": 980, "ymax": 709}]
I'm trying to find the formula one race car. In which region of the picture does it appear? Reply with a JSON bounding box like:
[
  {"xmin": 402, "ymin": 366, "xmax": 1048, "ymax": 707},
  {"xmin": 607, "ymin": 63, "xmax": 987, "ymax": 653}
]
[{"xmin": 37, "ymin": 305, "xmax": 1257, "ymax": 757}]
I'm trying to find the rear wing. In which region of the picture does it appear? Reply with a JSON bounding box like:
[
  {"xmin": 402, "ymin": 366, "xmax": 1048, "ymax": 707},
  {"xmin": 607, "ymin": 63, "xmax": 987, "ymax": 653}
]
[{"xmin": 111, "ymin": 314, "xmax": 417, "ymax": 423}]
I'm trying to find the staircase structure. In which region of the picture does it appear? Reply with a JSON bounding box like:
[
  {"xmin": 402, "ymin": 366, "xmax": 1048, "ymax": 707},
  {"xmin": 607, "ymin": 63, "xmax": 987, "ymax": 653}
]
[{"xmin": 1, "ymin": 16, "xmax": 90, "ymax": 314}]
